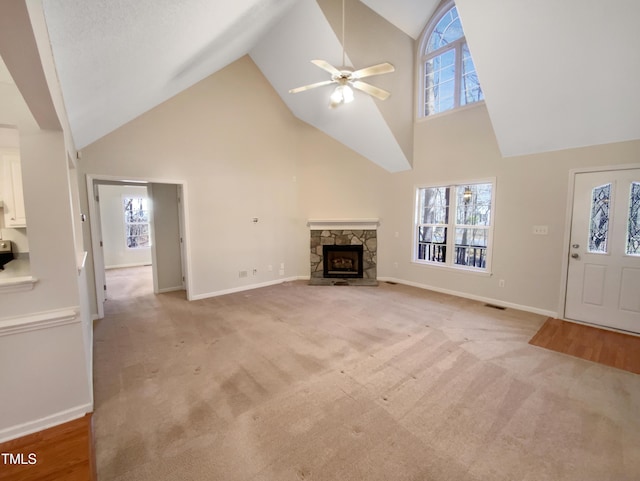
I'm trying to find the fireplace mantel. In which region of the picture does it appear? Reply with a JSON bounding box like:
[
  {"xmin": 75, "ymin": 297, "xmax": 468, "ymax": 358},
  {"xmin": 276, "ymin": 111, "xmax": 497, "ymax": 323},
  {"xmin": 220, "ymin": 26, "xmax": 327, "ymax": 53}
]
[{"xmin": 307, "ymin": 219, "xmax": 379, "ymax": 230}]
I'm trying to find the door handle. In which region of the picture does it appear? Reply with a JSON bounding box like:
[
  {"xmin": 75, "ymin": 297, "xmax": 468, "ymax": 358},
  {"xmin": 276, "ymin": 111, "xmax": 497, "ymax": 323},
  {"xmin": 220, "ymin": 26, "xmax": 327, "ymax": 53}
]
[{"xmin": 571, "ymin": 253, "xmax": 580, "ymax": 259}]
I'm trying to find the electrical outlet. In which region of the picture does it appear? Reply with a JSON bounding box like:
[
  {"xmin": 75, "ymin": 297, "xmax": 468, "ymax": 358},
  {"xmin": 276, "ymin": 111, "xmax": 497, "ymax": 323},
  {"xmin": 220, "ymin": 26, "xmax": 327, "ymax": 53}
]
[
  {"xmin": 498, "ymin": 279, "xmax": 505, "ymax": 288},
  {"xmin": 252, "ymin": 268, "xmax": 258, "ymax": 276}
]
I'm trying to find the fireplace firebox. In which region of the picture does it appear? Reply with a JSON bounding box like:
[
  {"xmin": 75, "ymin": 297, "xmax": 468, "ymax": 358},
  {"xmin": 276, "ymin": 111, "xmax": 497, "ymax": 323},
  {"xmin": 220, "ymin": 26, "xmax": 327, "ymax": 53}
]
[{"xmin": 323, "ymin": 245, "xmax": 363, "ymax": 278}]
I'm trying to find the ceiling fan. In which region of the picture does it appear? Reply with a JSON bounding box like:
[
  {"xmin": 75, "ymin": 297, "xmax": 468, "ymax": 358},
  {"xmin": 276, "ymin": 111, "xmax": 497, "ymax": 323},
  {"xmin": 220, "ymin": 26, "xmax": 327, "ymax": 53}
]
[{"xmin": 288, "ymin": 0, "xmax": 395, "ymax": 108}]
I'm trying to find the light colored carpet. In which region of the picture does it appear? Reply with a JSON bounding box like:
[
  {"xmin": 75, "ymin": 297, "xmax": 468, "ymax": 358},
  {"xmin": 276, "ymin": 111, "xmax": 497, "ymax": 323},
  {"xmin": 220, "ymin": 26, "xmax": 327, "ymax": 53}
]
[{"xmin": 94, "ymin": 270, "xmax": 640, "ymax": 481}]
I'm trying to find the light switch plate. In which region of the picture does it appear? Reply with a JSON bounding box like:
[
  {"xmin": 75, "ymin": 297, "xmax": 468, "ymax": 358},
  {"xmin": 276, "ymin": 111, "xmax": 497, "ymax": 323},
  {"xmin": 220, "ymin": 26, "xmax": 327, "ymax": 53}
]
[{"xmin": 533, "ymin": 225, "xmax": 549, "ymax": 235}]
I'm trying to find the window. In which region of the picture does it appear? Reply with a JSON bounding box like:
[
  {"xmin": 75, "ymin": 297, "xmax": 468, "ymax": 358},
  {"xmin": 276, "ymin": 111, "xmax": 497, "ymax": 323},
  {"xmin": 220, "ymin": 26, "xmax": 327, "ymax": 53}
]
[
  {"xmin": 414, "ymin": 181, "xmax": 494, "ymax": 272},
  {"xmin": 588, "ymin": 184, "xmax": 611, "ymax": 254},
  {"xmin": 419, "ymin": 1, "xmax": 483, "ymax": 117},
  {"xmin": 124, "ymin": 197, "xmax": 151, "ymax": 248},
  {"xmin": 627, "ymin": 182, "xmax": 640, "ymax": 255}
]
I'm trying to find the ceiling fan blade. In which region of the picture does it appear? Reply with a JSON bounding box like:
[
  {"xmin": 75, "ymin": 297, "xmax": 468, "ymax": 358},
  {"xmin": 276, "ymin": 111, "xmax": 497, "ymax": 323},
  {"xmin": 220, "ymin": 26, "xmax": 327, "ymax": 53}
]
[
  {"xmin": 351, "ymin": 62, "xmax": 395, "ymax": 79},
  {"xmin": 351, "ymin": 80, "xmax": 391, "ymax": 100},
  {"xmin": 311, "ymin": 59, "xmax": 342, "ymax": 77},
  {"xmin": 289, "ymin": 79, "xmax": 336, "ymax": 94}
]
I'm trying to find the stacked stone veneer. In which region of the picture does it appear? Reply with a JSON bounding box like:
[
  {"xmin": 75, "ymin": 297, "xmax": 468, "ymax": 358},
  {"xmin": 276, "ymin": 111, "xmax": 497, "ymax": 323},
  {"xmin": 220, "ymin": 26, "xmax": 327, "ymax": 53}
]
[{"xmin": 310, "ymin": 230, "xmax": 377, "ymax": 281}]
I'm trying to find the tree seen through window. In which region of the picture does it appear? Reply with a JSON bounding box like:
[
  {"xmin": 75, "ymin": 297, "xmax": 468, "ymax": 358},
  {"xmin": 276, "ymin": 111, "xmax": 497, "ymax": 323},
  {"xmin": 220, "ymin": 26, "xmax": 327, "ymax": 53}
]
[
  {"xmin": 124, "ymin": 197, "xmax": 151, "ymax": 249},
  {"xmin": 420, "ymin": 2, "xmax": 483, "ymax": 116}
]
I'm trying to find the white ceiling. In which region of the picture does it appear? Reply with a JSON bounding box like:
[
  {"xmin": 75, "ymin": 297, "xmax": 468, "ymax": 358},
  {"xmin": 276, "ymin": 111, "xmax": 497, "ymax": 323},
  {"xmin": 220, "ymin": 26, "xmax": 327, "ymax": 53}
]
[
  {"xmin": 38, "ymin": 0, "xmax": 640, "ymax": 167},
  {"xmin": 456, "ymin": 0, "xmax": 640, "ymax": 157},
  {"xmin": 41, "ymin": 0, "xmax": 300, "ymax": 150},
  {"xmin": 250, "ymin": 0, "xmax": 412, "ymax": 172},
  {"xmin": 0, "ymin": 56, "xmax": 14, "ymax": 85},
  {"xmin": 361, "ymin": 0, "xmax": 439, "ymax": 39}
]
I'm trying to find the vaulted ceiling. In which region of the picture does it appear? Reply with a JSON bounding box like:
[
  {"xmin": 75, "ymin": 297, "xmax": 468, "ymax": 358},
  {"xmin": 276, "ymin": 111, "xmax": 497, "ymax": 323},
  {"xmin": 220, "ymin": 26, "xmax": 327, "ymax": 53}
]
[{"xmin": 26, "ymin": 0, "xmax": 640, "ymax": 171}]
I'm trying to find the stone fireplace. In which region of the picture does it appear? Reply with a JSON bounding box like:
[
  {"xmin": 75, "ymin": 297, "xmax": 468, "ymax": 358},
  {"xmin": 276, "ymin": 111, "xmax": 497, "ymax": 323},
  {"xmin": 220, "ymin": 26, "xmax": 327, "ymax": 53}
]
[{"xmin": 308, "ymin": 219, "xmax": 378, "ymax": 286}]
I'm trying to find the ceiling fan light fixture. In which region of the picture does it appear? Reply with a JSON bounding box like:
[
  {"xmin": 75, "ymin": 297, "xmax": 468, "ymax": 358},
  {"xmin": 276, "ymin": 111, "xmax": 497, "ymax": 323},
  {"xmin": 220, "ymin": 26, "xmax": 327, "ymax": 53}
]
[
  {"xmin": 288, "ymin": 0, "xmax": 394, "ymax": 105},
  {"xmin": 330, "ymin": 84, "xmax": 354, "ymax": 106}
]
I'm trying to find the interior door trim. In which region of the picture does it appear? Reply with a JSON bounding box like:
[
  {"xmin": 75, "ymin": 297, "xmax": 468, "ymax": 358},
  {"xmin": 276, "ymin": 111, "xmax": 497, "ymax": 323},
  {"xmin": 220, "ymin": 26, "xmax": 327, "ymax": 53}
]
[{"xmin": 86, "ymin": 174, "xmax": 192, "ymax": 319}]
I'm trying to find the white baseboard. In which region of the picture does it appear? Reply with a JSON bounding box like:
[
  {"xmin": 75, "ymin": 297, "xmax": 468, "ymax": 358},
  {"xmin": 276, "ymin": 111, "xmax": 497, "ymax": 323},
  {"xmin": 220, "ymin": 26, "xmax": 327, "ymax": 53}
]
[
  {"xmin": 190, "ymin": 277, "xmax": 301, "ymax": 301},
  {"xmin": 0, "ymin": 403, "xmax": 92, "ymax": 444},
  {"xmin": 156, "ymin": 286, "xmax": 185, "ymax": 294},
  {"xmin": 190, "ymin": 275, "xmax": 555, "ymax": 318},
  {"xmin": 377, "ymin": 277, "xmax": 558, "ymax": 318},
  {"xmin": 105, "ymin": 262, "xmax": 151, "ymax": 270}
]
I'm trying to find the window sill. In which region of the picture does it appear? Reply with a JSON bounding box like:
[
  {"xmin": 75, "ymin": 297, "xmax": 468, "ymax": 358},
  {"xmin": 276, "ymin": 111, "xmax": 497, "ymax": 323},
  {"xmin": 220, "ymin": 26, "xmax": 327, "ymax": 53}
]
[
  {"xmin": 412, "ymin": 259, "xmax": 492, "ymax": 277},
  {"xmin": 415, "ymin": 100, "xmax": 486, "ymax": 124}
]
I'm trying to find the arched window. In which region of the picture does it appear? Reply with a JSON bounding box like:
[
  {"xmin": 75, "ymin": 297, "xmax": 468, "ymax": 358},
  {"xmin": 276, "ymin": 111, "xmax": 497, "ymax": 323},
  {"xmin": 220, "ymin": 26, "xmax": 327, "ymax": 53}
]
[{"xmin": 419, "ymin": 1, "xmax": 483, "ymax": 117}]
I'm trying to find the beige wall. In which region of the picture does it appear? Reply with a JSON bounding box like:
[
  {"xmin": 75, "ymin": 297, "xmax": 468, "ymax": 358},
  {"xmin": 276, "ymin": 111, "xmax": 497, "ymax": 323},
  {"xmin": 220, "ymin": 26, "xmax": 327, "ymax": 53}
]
[
  {"xmin": 79, "ymin": 54, "xmax": 640, "ymax": 318},
  {"xmin": 377, "ymin": 103, "xmax": 640, "ymax": 314},
  {"xmin": 0, "ymin": 91, "xmax": 80, "ymax": 317},
  {"xmin": 79, "ymin": 56, "xmax": 304, "ymax": 304},
  {"xmin": 0, "ymin": 39, "xmax": 92, "ymax": 440},
  {"xmin": 79, "ymin": 55, "xmax": 395, "ymax": 310}
]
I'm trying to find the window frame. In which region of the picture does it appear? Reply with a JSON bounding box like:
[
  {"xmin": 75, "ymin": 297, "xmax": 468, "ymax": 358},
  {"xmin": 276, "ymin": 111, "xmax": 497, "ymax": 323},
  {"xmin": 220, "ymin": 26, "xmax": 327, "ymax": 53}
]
[
  {"xmin": 416, "ymin": 0, "xmax": 484, "ymax": 119},
  {"xmin": 123, "ymin": 195, "xmax": 152, "ymax": 250},
  {"xmin": 413, "ymin": 178, "xmax": 496, "ymax": 275}
]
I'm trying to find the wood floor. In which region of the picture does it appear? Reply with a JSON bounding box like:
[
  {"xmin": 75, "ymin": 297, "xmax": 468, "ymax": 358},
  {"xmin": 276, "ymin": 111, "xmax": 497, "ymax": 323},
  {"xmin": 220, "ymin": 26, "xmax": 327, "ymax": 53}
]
[
  {"xmin": 529, "ymin": 317, "xmax": 640, "ymax": 375},
  {"xmin": 0, "ymin": 414, "xmax": 95, "ymax": 481}
]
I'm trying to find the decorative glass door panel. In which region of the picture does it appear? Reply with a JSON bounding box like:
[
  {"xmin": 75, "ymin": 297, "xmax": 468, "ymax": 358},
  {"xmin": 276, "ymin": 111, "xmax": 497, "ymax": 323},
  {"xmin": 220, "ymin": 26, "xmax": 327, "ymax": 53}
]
[
  {"xmin": 588, "ymin": 183, "xmax": 611, "ymax": 253},
  {"xmin": 627, "ymin": 182, "xmax": 640, "ymax": 255}
]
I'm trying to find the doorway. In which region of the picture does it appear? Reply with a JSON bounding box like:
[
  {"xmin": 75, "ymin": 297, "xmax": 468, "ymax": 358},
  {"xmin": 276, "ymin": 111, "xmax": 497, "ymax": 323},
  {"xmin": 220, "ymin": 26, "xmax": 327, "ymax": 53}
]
[
  {"xmin": 97, "ymin": 183, "xmax": 153, "ymax": 300},
  {"xmin": 88, "ymin": 176, "xmax": 189, "ymax": 318},
  {"xmin": 565, "ymin": 167, "xmax": 640, "ymax": 333}
]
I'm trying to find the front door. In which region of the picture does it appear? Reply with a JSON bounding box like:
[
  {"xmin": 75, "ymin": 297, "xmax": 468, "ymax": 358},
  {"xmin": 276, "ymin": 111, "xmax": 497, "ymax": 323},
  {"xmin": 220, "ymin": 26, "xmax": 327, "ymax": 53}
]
[{"xmin": 565, "ymin": 168, "xmax": 640, "ymax": 333}]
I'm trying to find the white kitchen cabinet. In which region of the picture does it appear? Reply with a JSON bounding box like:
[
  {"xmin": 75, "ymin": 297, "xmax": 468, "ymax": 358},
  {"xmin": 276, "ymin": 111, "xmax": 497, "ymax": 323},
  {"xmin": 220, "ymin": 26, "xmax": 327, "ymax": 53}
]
[{"xmin": 2, "ymin": 153, "xmax": 27, "ymax": 227}]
